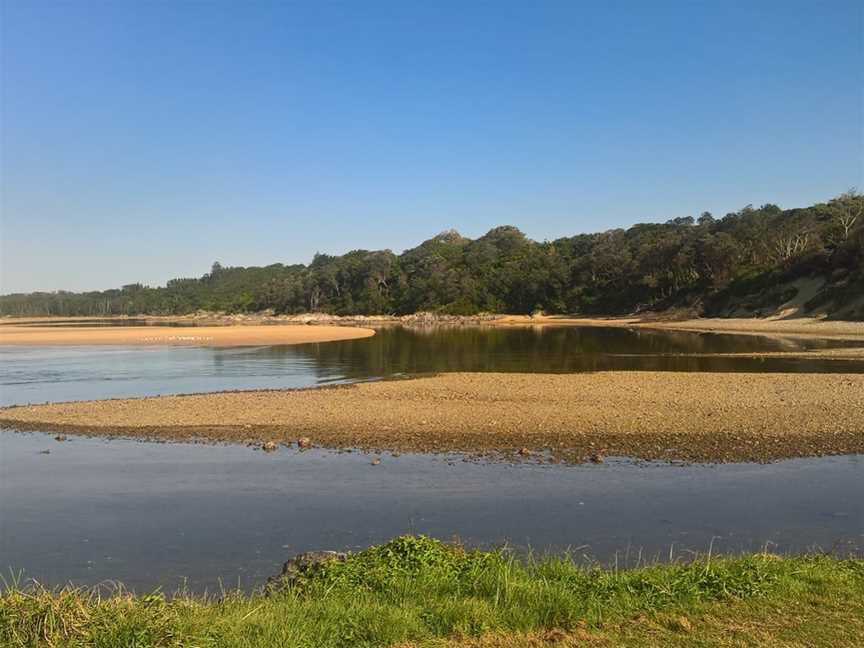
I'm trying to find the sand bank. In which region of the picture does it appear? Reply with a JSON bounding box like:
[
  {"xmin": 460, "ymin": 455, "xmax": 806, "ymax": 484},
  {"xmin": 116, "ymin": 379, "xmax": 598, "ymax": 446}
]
[
  {"xmin": 0, "ymin": 323, "xmax": 374, "ymax": 347},
  {"xmin": 4, "ymin": 313, "xmax": 864, "ymax": 340},
  {"xmin": 3, "ymin": 372, "xmax": 862, "ymax": 463},
  {"xmin": 493, "ymin": 315, "xmax": 864, "ymax": 341},
  {"xmin": 636, "ymin": 317, "xmax": 864, "ymax": 341}
]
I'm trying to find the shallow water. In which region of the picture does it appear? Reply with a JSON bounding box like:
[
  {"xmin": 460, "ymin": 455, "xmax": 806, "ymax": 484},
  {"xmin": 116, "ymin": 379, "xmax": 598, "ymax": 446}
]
[
  {"xmin": 2, "ymin": 325, "xmax": 862, "ymax": 406},
  {"xmin": 2, "ymin": 326, "xmax": 862, "ymax": 592},
  {"xmin": 1, "ymin": 431, "xmax": 861, "ymax": 593}
]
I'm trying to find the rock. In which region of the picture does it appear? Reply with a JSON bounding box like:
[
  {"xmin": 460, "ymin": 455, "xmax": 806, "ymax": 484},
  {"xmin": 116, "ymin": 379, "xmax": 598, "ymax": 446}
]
[
  {"xmin": 370, "ymin": 457, "xmax": 381, "ymax": 465},
  {"xmin": 297, "ymin": 437, "xmax": 312, "ymax": 449},
  {"xmin": 39, "ymin": 449, "xmax": 50, "ymax": 454},
  {"xmin": 262, "ymin": 441, "xmax": 278, "ymax": 452},
  {"xmin": 54, "ymin": 435, "xmax": 67, "ymax": 442},
  {"xmin": 266, "ymin": 550, "xmax": 347, "ymax": 592},
  {"xmin": 588, "ymin": 452, "xmax": 604, "ymax": 464},
  {"xmin": 280, "ymin": 550, "xmax": 347, "ymax": 577},
  {"xmin": 517, "ymin": 447, "xmax": 532, "ymax": 456}
]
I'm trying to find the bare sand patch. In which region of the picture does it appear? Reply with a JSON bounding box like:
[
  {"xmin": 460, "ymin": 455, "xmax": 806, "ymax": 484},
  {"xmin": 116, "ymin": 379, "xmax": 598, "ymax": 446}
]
[
  {"xmin": 634, "ymin": 317, "xmax": 864, "ymax": 341},
  {"xmin": 5, "ymin": 313, "xmax": 864, "ymax": 341},
  {"xmin": 492, "ymin": 314, "xmax": 864, "ymax": 341},
  {"xmin": 2, "ymin": 372, "xmax": 862, "ymax": 463},
  {"xmin": 0, "ymin": 323, "xmax": 374, "ymax": 347}
]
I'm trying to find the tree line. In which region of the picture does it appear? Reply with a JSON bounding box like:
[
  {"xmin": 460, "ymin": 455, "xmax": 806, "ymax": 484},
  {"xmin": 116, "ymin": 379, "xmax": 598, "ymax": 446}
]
[{"xmin": 2, "ymin": 192, "xmax": 862, "ymax": 319}]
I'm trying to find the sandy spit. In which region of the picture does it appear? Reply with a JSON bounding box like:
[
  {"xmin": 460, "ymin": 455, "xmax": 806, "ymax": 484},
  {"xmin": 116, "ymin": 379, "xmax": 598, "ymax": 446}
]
[
  {"xmin": 2, "ymin": 372, "xmax": 862, "ymax": 463},
  {"xmin": 4, "ymin": 313, "xmax": 864, "ymax": 341},
  {"xmin": 493, "ymin": 315, "xmax": 864, "ymax": 341},
  {"xmin": 0, "ymin": 324, "xmax": 374, "ymax": 347}
]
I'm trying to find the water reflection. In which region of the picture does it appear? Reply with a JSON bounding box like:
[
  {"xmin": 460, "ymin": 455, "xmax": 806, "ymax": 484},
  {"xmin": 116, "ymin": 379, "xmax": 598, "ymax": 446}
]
[
  {"xmin": 1, "ymin": 326, "xmax": 862, "ymax": 406},
  {"xmin": 261, "ymin": 325, "xmax": 864, "ymax": 381},
  {"xmin": 1, "ymin": 432, "xmax": 860, "ymax": 593}
]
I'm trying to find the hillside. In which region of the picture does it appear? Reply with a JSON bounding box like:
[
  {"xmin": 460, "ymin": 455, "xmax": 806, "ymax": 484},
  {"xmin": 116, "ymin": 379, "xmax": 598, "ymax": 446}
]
[{"xmin": 2, "ymin": 193, "xmax": 862, "ymax": 320}]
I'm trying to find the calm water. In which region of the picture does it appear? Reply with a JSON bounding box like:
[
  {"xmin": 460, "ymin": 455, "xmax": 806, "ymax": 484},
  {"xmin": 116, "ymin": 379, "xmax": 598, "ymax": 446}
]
[
  {"xmin": 2, "ymin": 325, "xmax": 862, "ymax": 406},
  {"xmin": 2, "ymin": 326, "xmax": 862, "ymax": 592},
  {"xmin": 1, "ymin": 432, "xmax": 861, "ymax": 593}
]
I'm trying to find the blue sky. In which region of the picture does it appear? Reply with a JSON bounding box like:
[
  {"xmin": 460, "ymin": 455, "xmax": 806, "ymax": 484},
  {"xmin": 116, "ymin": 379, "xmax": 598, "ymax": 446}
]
[{"xmin": 1, "ymin": 1, "xmax": 861, "ymax": 293}]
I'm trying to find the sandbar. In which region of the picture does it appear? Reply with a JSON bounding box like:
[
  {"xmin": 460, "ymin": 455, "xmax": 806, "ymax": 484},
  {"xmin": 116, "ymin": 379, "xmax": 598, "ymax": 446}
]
[
  {"xmin": 493, "ymin": 315, "xmax": 864, "ymax": 341},
  {"xmin": 3, "ymin": 371, "xmax": 862, "ymax": 463},
  {"xmin": 0, "ymin": 323, "xmax": 374, "ymax": 347}
]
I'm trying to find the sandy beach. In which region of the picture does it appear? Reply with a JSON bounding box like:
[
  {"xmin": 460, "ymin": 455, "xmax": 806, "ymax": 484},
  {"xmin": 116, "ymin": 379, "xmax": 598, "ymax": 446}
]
[
  {"xmin": 3, "ymin": 371, "xmax": 862, "ymax": 462},
  {"xmin": 0, "ymin": 323, "xmax": 374, "ymax": 347}
]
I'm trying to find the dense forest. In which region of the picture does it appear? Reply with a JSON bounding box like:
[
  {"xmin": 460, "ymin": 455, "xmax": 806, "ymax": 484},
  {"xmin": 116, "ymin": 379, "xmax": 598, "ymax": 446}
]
[{"xmin": 2, "ymin": 193, "xmax": 862, "ymax": 319}]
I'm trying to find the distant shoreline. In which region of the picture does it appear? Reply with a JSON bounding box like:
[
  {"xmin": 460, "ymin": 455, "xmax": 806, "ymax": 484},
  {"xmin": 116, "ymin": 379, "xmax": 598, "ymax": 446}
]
[
  {"xmin": 2, "ymin": 312, "xmax": 864, "ymax": 342},
  {"xmin": 3, "ymin": 371, "xmax": 863, "ymax": 463}
]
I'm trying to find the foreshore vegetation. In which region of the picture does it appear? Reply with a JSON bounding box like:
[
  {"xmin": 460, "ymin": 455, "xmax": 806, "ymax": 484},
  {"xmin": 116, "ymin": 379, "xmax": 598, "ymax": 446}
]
[
  {"xmin": 2, "ymin": 193, "xmax": 862, "ymax": 319},
  {"xmin": 2, "ymin": 536, "xmax": 862, "ymax": 648}
]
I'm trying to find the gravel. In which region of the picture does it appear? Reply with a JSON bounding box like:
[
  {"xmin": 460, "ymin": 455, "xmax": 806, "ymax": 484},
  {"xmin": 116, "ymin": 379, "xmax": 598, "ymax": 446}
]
[{"xmin": 2, "ymin": 371, "xmax": 863, "ymax": 463}]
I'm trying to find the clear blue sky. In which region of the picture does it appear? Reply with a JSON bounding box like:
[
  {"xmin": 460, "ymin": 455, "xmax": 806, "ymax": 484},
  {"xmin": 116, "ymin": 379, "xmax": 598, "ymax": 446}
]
[{"xmin": 1, "ymin": 1, "xmax": 861, "ymax": 293}]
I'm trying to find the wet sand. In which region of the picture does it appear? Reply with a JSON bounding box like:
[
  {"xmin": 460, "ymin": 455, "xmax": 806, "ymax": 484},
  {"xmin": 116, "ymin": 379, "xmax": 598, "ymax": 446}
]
[
  {"xmin": 2, "ymin": 372, "xmax": 862, "ymax": 463},
  {"xmin": 0, "ymin": 323, "xmax": 374, "ymax": 347}
]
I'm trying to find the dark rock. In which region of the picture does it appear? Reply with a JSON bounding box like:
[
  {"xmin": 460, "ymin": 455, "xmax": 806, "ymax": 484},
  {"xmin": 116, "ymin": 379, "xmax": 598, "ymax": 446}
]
[
  {"xmin": 281, "ymin": 550, "xmax": 347, "ymax": 577},
  {"xmin": 54, "ymin": 435, "xmax": 67, "ymax": 442},
  {"xmin": 266, "ymin": 550, "xmax": 347, "ymax": 592}
]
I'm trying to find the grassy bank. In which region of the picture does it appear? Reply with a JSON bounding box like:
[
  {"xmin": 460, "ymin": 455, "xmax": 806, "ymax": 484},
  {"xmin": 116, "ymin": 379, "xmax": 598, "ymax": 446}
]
[{"xmin": 2, "ymin": 537, "xmax": 862, "ymax": 647}]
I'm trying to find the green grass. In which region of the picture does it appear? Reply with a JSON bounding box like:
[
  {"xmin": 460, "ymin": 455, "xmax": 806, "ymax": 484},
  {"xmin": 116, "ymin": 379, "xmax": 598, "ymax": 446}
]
[{"xmin": 2, "ymin": 536, "xmax": 862, "ymax": 648}]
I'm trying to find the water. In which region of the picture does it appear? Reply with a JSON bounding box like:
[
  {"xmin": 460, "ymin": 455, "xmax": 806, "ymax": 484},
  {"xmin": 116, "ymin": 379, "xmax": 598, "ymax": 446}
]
[
  {"xmin": 1, "ymin": 431, "xmax": 861, "ymax": 592},
  {"xmin": 2, "ymin": 326, "xmax": 862, "ymax": 592},
  {"xmin": 2, "ymin": 325, "xmax": 862, "ymax": 406},
  {"xmin": 0, "ymin": 345, "xmax": 337, "ymax": 406}
]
